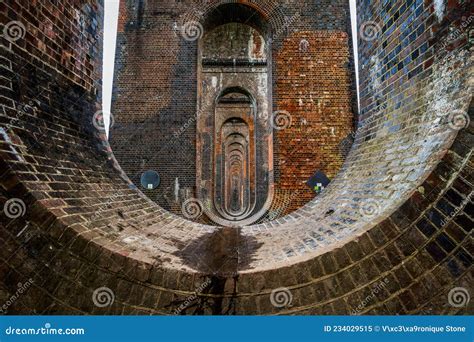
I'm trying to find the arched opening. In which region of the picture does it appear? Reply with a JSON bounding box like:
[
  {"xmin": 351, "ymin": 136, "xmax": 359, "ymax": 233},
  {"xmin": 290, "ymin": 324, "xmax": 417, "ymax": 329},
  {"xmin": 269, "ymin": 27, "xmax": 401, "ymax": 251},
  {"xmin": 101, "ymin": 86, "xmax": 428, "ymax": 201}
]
[
  {"xmin": 218, "ymin": 119, "xmax": 251, "ymax": 220},
  {"xmin": 196, "ymin": 4, "xmax": 273, "ymax": 226}
]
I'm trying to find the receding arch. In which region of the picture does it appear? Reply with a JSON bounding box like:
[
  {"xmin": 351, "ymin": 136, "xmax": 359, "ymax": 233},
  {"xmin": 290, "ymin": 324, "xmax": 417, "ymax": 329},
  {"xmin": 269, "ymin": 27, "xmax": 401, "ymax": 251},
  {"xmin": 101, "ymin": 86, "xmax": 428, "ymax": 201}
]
[{"xmin": 196, "ymin": 8, "xmax": 274, "ymax": 226}]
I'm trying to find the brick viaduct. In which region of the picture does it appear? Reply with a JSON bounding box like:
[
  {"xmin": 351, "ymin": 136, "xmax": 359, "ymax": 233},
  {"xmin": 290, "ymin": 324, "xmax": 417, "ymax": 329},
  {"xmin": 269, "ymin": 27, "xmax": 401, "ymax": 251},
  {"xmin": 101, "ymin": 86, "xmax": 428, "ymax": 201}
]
[{"xmin": 0, "ymin": 0, "xmax": 472, "ymax": 314}]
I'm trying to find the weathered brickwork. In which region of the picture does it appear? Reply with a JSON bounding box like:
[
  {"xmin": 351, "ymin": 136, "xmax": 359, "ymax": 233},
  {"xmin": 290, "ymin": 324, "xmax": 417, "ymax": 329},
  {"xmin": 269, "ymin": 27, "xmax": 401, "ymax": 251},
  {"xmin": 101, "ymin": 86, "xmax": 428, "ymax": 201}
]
[
  {"xmin": 0, "ymin": 0, "xmax": 472, "ymax": 316},
  {"xmin": 110, "ymin": 0, "xmax": 355, "ymax": 222},
  {"xmin": 274, "ymin": 30, "xmax": 354, "ymax": 213}
]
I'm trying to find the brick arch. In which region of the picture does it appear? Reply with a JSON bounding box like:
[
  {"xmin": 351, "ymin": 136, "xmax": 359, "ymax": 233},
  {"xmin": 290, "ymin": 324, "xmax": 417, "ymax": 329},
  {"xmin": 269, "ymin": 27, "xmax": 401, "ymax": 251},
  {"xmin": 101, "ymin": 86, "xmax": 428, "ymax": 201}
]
[
  {"xmin": 0, "ymin": 0, "xmax": 472, "ymax": 315},
  {"xmin": 179, "ymin": 0, "xmax": 286, "ymax": 36}
]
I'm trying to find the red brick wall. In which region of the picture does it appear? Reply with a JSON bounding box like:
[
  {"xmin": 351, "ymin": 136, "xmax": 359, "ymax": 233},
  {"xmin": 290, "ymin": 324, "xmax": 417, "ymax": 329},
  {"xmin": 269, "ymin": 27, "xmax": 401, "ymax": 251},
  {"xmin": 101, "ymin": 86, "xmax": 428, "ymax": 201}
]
[{"xmin": 274, "ymin": 31, "xmax": 354, "ymax": 214}]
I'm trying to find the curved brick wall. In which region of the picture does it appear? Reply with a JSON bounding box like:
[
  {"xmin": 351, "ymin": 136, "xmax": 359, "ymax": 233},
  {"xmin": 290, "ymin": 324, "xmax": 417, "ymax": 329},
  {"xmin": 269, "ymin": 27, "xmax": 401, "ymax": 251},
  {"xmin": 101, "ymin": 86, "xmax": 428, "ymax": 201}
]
[{"xmin": 0, "ymin": 0, "xmax": 472, "ymax": 315}]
